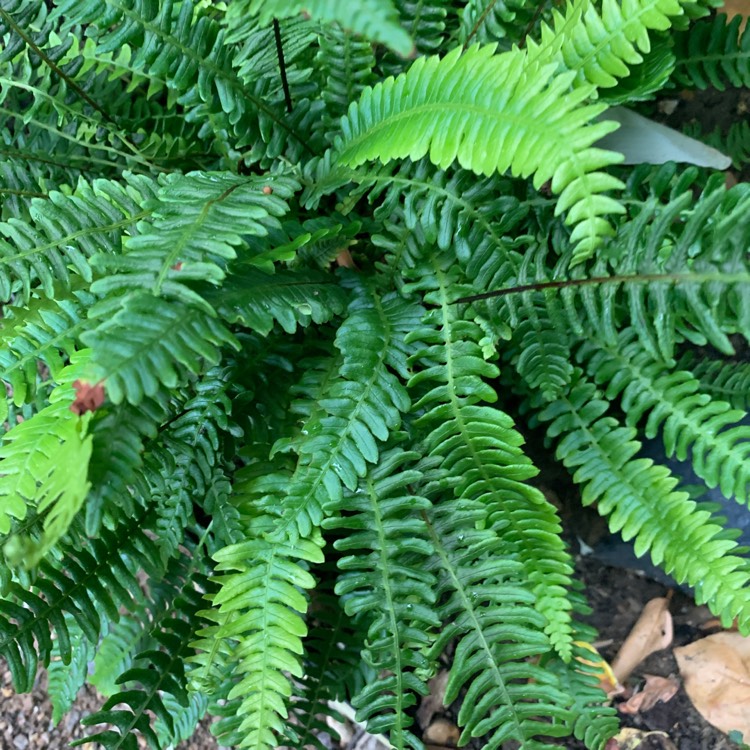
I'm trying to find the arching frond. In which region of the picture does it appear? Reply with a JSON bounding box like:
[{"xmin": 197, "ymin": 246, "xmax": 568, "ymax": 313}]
[
  {"xmin": 405, "ymin": 255, "xmax": 575, "ymax": 658},
  {"xmin": 537, "ymin": 372, "xmax": 750, "ymax": 630},
  {"xmin": 315, "ymin": 43, "xmax": 625, "ymax": 261}
]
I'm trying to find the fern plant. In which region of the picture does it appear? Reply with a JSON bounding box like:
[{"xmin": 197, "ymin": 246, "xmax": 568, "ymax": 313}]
[{"xmin": 1, "ymin": 1, "xmax": 749, "ymax": 749}]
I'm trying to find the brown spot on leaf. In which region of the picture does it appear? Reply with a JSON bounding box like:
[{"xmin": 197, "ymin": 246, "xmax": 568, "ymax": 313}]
[
  {"xmin": 262, "ymin": 185, "xmax": 273, "ymax": 195},
  {"xmin": 172, "ymin": 262, "xmax": 183, "ymax": 271},
  {"xmin": 71, "ymin": 379, "xmax": 106, "ymax": 415}
]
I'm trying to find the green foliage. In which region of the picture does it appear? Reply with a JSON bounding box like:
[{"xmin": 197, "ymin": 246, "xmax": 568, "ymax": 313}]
[
  {"xmin": 1, "ymin": 2, "xmax": 749, "ymax": 750},
  {"xmin": 672, "ymin": 13, "xmax": 750, "ymax": 90}
]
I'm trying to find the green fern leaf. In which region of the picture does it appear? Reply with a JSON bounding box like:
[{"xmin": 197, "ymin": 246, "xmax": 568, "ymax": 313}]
[
  {"xmin": 0, "ymin": 355, "xmax": 94, "ymax": 564},
  {"xmin": 672, "ymin": 13, "xmax": 750, "ymax": 90},
  {"xmin": 405, "ymin": 255, "xmax": 575, "ymax": 659},
  {"xmin": 538, "ymin": 372, "xmax": 750, "ymax": 630},
  {"xmin": 424, "ymin": 498, "xmax": 573, "ymax": 749},
  {"xmin": 82, "ymin": 293, "xmax": 238, "ymax": 405},
  {"xmin": 205, "ymin": 267, "xmax": 347, "ymax": 335},
  {"xmin": 0, "ymin": 174, "xmax": 157, "ymax": 302},
  {"xmin": 195, "ymin": 520, "xmax": 324, "ymax": 750},
  {"xmin": 237, "ymin": 0, "xmax": 415, "ymax": 57},
  {"xmin": 325, "ymin": 449, "xmax": 439, "ymax": 749},
  {"xmin": 581, "ymin": 329, "xmax": 750, "ymax": 503},
  {"xmin": 315, "ymin": 43, "xmax": 625, "ymax": 262},
  {"xmin": 91, "ymin": 172, "xmax": 300, "ymax": 311}
]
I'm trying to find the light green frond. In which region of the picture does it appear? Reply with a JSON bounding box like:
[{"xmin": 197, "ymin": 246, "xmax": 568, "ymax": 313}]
[
  {"xmin": 316, "ymin": 43, "xmax": 625, "ymax": 261},
  {"xmin": 0, "ymin": 354, "xmax": 94, "ymax": 564},
  {"xmin": 195, "ymin": 523, "xmax": 324, "ymax": 750},
  {"xmin": 237, "ymin": 0, "xmax": 415, "ymax": 57},
  {"xmin": 529, "ymin": 0, "xmax": 696, "ymax": 90},
  {"xmin": 538, "ymin": 372, "xmax": 750, "ymax": 630}
]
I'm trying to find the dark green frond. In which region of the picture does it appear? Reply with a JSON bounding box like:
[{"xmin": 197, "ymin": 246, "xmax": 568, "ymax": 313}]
[
  {"xmin": 405, "ymin": 256, "xmax": 575, "ymax": 658},
  {"xmin": 82, "ymin": 293, "xmax": 238, "ymax": 405},
  {"xmin": 581, "ymin": 329, "xmax": 750, "ymax": 503},
  {"xmin": 236, "ymin": 0, "xmax": 415, "ymax": 56},
  {"xmin": 425, "ymin": 498, "xmax": 573, "ymax": 749},
  {"xmin": 325, "ymin": 449, "xmax": 438, "ymax": 750},
  {"xmin": 91, "ymin": 172, "xmax": 299, "ymax": 311},
  {"xmin": 206, "ymin": 267, "xmax": 347, "ymax": 335},
  {"xmin": 0, "ymin": 173, "xmax": 157, "ymax": 302},
  {"xmin": 672, "ymin": 13, "xmax": 750, "ymax": 90},
  {"xmin": 537, "ymin": 373, "xmax": 750, "ymax": 630}
]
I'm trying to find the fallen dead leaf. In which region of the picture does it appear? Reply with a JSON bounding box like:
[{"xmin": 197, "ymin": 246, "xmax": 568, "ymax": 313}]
[
  {"xmin": 416, "ymin": 670, "xmax": 450, "ymax": 729},
  {"xmin": 675, "ymin": 631, "xmax": 750, "ymax": 742},
  {"xmin": 423, "ymin": 718, "xmax": 460, "ymax": 747},
  {"xmin": 611, "ymin": 597, "xmax": 673, "ymax": 683},
  {"xmin": 611, "ymin": 728, "xmax": 677, "ymax": 749},
  {"xmin": 335, "ymin": 248, "xmax": 356, "ymax": 268},
  {"xmin": 617, "ymin": 674, "xmax": 680, "ymax": 715}
]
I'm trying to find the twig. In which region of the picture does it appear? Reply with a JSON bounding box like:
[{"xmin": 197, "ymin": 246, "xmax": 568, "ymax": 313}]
[{"xmin": 273, "ymin": 18, "xmax": 293, "ymax": 114}]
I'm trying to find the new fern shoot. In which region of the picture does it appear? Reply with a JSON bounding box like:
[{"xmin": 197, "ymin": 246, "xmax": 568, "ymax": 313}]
[{"xmin": 0, "ymin": 1, "xmax": 749, "ymax": 749}]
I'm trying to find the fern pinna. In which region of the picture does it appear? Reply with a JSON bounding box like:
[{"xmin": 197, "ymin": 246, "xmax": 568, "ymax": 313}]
[{"xmin": 0, "ymin": 0, "xmax": 748, "ymax": 749}]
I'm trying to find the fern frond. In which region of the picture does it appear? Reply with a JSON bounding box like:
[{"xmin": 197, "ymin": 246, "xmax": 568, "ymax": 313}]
[
  {"xmin": 82, "ymin": 293, "xmax": 238, "ymax": 405},
  {"xmin": 85, "ymin": 391, "xmax": 170, "ymax": 535},
  {"xmin": 424, "ymin": 496, "xmax": 573, "ymax": 749},
  {"xmin": 0, "ymin": 518, "xmax": 160, "ymax": 693},
  {"xmin": 91, "ymin": 172, "xmax": 299, "ymax": 311},
  {"xmin": 270, "ymin": 285, "xmax": 420, "ymax": 541},
  {"xmin": 678, "ymin": 355, "xmax": 750, "ymax": 411},
  {"xmin": 0, "ymin": 355, "xmax": 94, "ymax": 564},
  {"xmin": 0, "ymin": 173, "xmax": 157, "ymax": 302},
  {"xmin": 405, "ymin": 256, "xmax": 575, "ymax": 658},
  {"xmin": 315, "ymin": 43, "xmax": 625, "ymax": 261},
  {"xmin": 460, "ymin": 0, "xmax": 537, "ymax": 49},
  {"xmin": 529, "ymin": 0, "xmax": 696, "ymax": 90},
  {"xmin": 537, "ymin": 372, "xmax": 750, "ymax": 630},
  {"xmin": 0, "ymin": 288, "xmax": 93, "ymax": 413},
  {"xmin": 581, "ymin": 329, "xmax": 750, "ymax": 503},
  {"xmin": 683, "ymin": 120, "xmax": 750, "ymax": 169},
  {"xmin": 325, "ymin": 448, "xmax": 438, "ymax": 749},
  {"xmin": 195, "ymin": 520, "xmax": 324, "ymax": 750},
  {"xmin": 76, "ymin": 583, "xmax": 206, "ymax": 750},
  {"xmin": 48, "ymin": 615, "xmax": 94, "ymax": 725},
  {"xmin": 672, "ymin": 13, "xmax": 750, "ymax": 90},
  {"xmin": 237, "ymin": 0, "xmax": 415, "ymax": 57},
  {"xmin": 205, "ymin": 267, "xmax": 347, "ymax": 335}
]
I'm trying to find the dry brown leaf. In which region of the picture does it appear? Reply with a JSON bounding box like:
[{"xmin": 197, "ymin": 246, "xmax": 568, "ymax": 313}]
[
  {"xmin": 416, "ymin": 670, "xmax": 450, "ymax": 729},
  {"xmin": 617, "ymin": 674, "xmax": 680, "ymax": 715},
  {"xmin": 423, "ymin": 719, "xmax": 460, "ymax": 747},
  {"xmin": 611, "ymin": 597, "xmax": 673, "ymax": 683},
  {"xmin": 675, "ymin": 631, "xmax": 750, "ymax": 742},
  {"xmin": 610, "ymin": 728, "xmax": 677, "ymax": 749}
]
